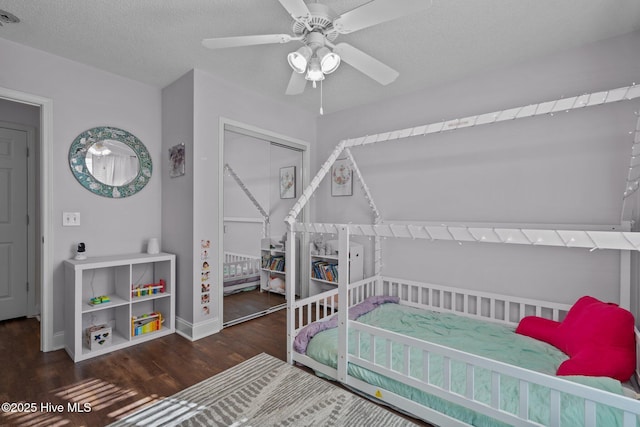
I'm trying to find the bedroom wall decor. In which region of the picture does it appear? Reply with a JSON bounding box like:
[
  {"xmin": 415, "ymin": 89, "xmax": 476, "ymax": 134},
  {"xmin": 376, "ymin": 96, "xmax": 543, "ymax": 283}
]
[
  {"xmin": 331, "ymin": 158, "xmax": 352, "ymax": 197},
  {"xmin": 198, "ymin": 238, "xmax": 212, "ymax": 321},
  {"xmin": 280, "ymin": 166, "xmax": 296, "ymax": 199},
  {"xmin": 69, "ymin": 126, "xmax": 152, "ymax": 198},
  {"xmin": 168, "ymin": 143, "xmax": 185, "ymax": 178}
]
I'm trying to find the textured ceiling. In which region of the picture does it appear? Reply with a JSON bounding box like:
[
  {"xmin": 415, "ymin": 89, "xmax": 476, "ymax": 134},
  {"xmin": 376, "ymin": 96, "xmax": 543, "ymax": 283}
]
[{"xmin": 0, "ymin": 0, "xmax": 639, "ymax": 115}]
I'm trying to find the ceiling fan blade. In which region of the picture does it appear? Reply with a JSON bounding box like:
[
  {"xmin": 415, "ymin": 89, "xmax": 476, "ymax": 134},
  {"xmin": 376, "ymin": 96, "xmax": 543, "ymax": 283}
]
[
  {"xmin": 278, "ymin": 0, "xmax": 311, "ymax": 22},
  {"xmin": 286, "ymin": 71, "xmax": 307, "ymax": 95},
  {"xmin": 202, "ymin": 34, "xmax": 293, "ymax": 49},
  {"xmin": 333, "ymin": 43, "xmax": 399, "ymax": 85},
  {"xmin": 333, "ymin": 0, "xmax": 431, "ymax": 34}
]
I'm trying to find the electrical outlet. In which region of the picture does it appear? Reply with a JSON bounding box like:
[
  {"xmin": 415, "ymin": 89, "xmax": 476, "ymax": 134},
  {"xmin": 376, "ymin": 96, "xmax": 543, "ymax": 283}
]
[{"xmin": 63, "ymin": 212, "xmax": 81, "ymax": 226}]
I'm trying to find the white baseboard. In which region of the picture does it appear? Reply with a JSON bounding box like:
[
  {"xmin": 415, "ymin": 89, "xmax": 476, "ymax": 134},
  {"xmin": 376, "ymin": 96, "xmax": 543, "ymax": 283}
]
[
  {"xmin": 175, "ymin": 316, "xmax": 220, "ymax": 341},
  {"xmin": 175, "ymin": 317, "xmax": 193, "ymax": 340},
  {"xmin": 52, "ymin": 330, "xmax": 65, "ymax": 351}
]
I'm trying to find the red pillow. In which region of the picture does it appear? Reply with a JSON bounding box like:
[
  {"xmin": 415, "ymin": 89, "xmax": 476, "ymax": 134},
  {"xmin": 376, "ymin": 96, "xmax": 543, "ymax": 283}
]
[
  {"xmin": 516, "ymin": 296, "xmax": 636, "ymax": 381},
  {"xmin": 516, "ymin": 316, "xmax": 561, "ymax": 344}
]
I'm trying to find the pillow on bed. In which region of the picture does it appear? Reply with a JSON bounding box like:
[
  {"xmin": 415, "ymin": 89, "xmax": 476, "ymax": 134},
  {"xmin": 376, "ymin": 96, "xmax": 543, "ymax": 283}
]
[{"xmin": 516, "ymin": 296, "xmax": 636, "ymax": 382}]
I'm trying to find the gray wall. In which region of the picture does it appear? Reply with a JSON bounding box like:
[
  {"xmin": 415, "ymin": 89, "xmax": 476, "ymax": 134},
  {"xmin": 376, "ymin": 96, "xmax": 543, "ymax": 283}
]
[
  {"xmin": 0, "ymin": 38, "xmax": 162, "ymax": 336},
  {"xmin": 314, "ymin": 31, "xmax": 640, "ymax": 305},
  {"xmin": 192, "ymin": 68, "xmax": 315, "ymax": 327},
  {"xmin": 161, "ymin": 71, "xmax": 195, "ymax": 324},
  {"xmin": 0, "ymin": 98, "xmax": 39, "ymax": 127},
  {"xmin": 162, "ymin": 68, "xmax": 315, "ymax": 333}
]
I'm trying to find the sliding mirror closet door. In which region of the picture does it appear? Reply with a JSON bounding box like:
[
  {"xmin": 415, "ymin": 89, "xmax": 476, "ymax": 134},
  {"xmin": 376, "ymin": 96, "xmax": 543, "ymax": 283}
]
[{"xmin": 223, "ymin": 126, "xmax": 304, "ymax": 327}]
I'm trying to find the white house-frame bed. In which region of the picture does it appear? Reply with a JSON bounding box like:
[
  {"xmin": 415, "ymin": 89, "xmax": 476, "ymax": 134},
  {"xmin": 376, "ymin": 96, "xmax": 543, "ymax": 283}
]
[
  {"xmin": 284, "ymin": 84, "xmax": 640, "ymax": 426},
  {"xmin": 222, "ymin": 163, "xmax": 268, "ymax": 294}
]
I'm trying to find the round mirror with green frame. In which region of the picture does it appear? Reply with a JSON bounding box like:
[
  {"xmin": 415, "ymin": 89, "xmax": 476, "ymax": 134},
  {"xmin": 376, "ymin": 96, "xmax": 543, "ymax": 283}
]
[{"xmin": 69, "ymin": 126, "xmax": 152, "ymax": 198}]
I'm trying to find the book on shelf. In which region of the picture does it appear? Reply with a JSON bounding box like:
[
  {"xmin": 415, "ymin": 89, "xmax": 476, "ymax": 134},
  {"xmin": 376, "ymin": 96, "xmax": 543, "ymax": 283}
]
[
  {"xmin": 311, "ymin": 260, "xmax": 339, "ymax": 282},
  {"xmin": 262, "ymin": 255, "xmax": 285, "ymax": 272}
]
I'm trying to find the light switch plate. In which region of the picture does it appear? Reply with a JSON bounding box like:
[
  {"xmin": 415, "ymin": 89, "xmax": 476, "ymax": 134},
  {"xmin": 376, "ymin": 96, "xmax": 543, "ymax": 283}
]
[{"xmin": 63, "ymin": 212, "xmax": 81, "ymax": 226}]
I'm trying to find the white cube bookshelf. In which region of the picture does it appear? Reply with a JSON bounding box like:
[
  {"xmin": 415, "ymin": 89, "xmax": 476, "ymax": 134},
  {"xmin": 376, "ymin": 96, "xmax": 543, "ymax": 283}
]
[{"xmin": 64, "ymin": 252, "xmax": 175, "ymax": 362}]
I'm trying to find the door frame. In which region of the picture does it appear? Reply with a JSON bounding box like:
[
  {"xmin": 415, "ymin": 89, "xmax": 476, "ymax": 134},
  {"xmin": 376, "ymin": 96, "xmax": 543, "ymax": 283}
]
[
  {"xmin": 0, "ymin": 120, "xmax": 37, "ymax": 318},
  {"xmin": 0, "ymin": 86, "xmax": 54, "ymax": 352},
  {"xmin": 218, "ymin": 117, "xmax": 310, "ymax": 327}
]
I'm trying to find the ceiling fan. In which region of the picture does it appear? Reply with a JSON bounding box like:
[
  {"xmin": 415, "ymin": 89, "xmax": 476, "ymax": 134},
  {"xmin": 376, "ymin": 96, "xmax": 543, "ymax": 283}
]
[{"xmin": 202, "ymin": 0, "xmax": 431, "ymax": 95}]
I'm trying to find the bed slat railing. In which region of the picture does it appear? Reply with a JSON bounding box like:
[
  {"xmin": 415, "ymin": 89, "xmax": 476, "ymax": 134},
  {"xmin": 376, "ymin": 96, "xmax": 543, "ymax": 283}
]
[
  {"xmin": 291, "ymin": 278, "xmax": 640, "ymax": 425},
  {"xmin": 348, "ymin": 321, "xmax": 640, "ymax": 426},
  {"xmin": 224, "ymin": 252, "xmax": 258, "ymax": 263},
  {"xmin": 465, "ymin": 365, "xmax": 474, "ymax": 399},
  {"xmin": 291, "ymin": 277, "xmax": 379, "ymax": 333},
  {"xmin": 624, "ymin": 412, "xmax": 637, "ymax": 427},
  {"xmin": 550, "ymin": 389, "xmax": 561, "ymax": 427},
  {"xmin": 585, "ymin": 401, "xmax": 597, "ymax": 427},
  {"xmin": 381, "ymin": 276, "xmax": 571, "ymax": 325},
  {"xmin": 490, "ymin": 371, "xmax": 500, "ymax": 410},
  {"xmin": 519, "ymin": 380, "xmax": 529, "ymax": 421},
  {"xmin": 223, "ymin": 255, "xmax": 261, "ymax": 279},
  {"xmin": 443, "ymin": 356, "xmax": 451, "ymax": 392}
]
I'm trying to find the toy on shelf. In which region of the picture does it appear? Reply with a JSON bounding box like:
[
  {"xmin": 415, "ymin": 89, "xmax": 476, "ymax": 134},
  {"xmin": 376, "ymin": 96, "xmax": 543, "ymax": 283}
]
[
  {"xmin": 131, "ymin": 312, "xmax": 163, "ymax": 336},
  {"xmin": 89, "ymin": 295, "xmax": 111, "ymax": 305},
  {"xmin": 131, "ymin": 279, "xmax": 166, "ymax": 298},
  {"xmin": 85, "ymin": 324, "xmax": 111, "ymax": 350}
]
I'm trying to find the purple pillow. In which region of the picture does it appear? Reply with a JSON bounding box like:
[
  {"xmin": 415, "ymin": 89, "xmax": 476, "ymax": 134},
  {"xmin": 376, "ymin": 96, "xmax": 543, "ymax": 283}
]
[{"xmin": 293, "ymin": 295, "xmax": 399, "ymax": 354}]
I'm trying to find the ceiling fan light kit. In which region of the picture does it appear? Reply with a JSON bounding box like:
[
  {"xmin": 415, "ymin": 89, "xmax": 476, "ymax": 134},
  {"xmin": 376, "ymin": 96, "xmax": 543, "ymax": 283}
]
[
  {"xmin": 202, "ymin": 0, "xmax": 432, "ymax": 99},
  {"xmin": 305, "ymin": 57, "xmax": 325, "ymax": 84},
  {"xmin": 316, "ymin": 46, "xmax": 340, "ymax": 74},
  {"xmin": 287, "ymin": 45, "xmax": 313, "ymax": 73},
  {"xmin": 287, "ymin": 28, "xmax": 340, "ymax": 82}
]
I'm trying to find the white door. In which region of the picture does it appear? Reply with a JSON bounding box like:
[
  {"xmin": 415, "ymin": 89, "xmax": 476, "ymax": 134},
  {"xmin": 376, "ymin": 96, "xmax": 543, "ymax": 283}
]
[{"xmin": 0, "ymin": 127, "xmax": 28, "ymax": 320}]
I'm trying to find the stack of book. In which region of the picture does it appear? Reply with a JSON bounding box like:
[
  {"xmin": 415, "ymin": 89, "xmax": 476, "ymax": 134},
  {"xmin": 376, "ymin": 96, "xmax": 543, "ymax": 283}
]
[
  {"xmin": 311, "ymin": 260, "xmax": 339, "ymax": 283},
  {"xmin": 263, "ymin": 255, "xmax": 285, "ymax": 272}
]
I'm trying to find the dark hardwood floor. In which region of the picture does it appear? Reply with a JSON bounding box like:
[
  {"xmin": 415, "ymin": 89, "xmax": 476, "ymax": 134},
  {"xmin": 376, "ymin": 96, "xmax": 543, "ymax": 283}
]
[
  {"xmin": 223, "ymin": 288, "xmax": 286, "ymax": 323},
  {"xmin": 0, "ymin": 312, "xmax": 432, "ymax": 427}
]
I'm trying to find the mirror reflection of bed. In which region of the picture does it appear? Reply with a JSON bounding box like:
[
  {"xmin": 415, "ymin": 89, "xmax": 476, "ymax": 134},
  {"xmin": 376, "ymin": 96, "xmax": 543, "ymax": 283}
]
[
  {"xmin": 222, "ymin": 220, "xmax": 282, "ymax": 324},
  {"xmin": 223, "ymin": 127, "xmax": 303, "ymax": 326}
]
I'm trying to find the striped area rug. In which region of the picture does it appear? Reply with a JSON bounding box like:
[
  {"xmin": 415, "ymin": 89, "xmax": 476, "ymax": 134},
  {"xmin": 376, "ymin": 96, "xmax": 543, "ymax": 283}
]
[{"xmin": 108, "ymin": 352, "xmax": 418, "ymax": 426}]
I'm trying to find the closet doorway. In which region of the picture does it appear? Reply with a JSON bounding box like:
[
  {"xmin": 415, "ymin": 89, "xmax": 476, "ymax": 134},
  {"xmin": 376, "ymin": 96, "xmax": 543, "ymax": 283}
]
[{"xmin": 221, "ymin": 120, "xmax": 309, "ymax": 327}]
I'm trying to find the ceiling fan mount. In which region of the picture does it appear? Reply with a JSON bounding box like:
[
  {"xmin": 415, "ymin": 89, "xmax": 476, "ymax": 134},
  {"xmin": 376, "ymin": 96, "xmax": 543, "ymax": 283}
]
[
  {"xmin": 291, "ymin": 3, "xmax": 339, "ymax": 44},
  {"xmin": 202, "ymin": 0, "xmax": 431, "ymax": 96}
]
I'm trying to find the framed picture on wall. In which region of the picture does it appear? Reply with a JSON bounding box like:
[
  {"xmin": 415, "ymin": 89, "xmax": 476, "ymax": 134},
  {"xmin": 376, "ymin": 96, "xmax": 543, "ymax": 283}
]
[
  {"xmin": 280, "ymin": 166, "xmax": 296, "ymax": 199},
  {"xmin": 168, "ymin": 143, "xmax": 185, "ymax": 178},
  {"xmin": 331, "ymin": 158, "xmax": 352, "ymax": 196}
]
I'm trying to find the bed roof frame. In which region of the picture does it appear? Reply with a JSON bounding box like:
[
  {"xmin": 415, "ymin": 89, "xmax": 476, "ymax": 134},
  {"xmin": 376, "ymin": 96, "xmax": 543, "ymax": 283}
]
[
  {"xmin": 224, "ymin": 163, "xmax": 270, "ymax": 238},
  {"xmin": 285, "ymin": 84, "xmax": 640, "ymax": 308}
]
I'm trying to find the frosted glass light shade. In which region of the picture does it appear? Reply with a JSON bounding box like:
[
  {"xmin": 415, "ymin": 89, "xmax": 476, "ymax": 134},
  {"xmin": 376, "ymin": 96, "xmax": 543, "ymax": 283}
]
[
  {"xmin": 317, "ymin": 47, "xmax": 340, "ymax": 74},
  {"xmin": 287, "ymin": 45, "xmax": 312, "ymax": 73},
  {"xmin": 305, "ymin": 57, "xmax": 325, "ymax": 82}
]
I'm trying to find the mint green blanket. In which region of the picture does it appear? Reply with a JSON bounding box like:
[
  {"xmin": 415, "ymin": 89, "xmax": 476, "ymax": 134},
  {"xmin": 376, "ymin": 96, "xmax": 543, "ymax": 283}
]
[{"xmin": 305, "ymin": 303, "xmax": 629, "ymax": 426}]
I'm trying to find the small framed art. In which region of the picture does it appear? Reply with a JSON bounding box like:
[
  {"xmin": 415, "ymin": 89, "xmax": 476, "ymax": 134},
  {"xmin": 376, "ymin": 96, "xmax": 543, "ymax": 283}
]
[
  {"xmin": 168, "ymin": 143, "xmax": 185, "ymax": 178},
  {"xmin": 280, "ymin": 166, "xmax": 296, "ymax": 199},
  {"xmin": 331, "ymin": 158, "xmax": 352, "ymax": 196}
]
